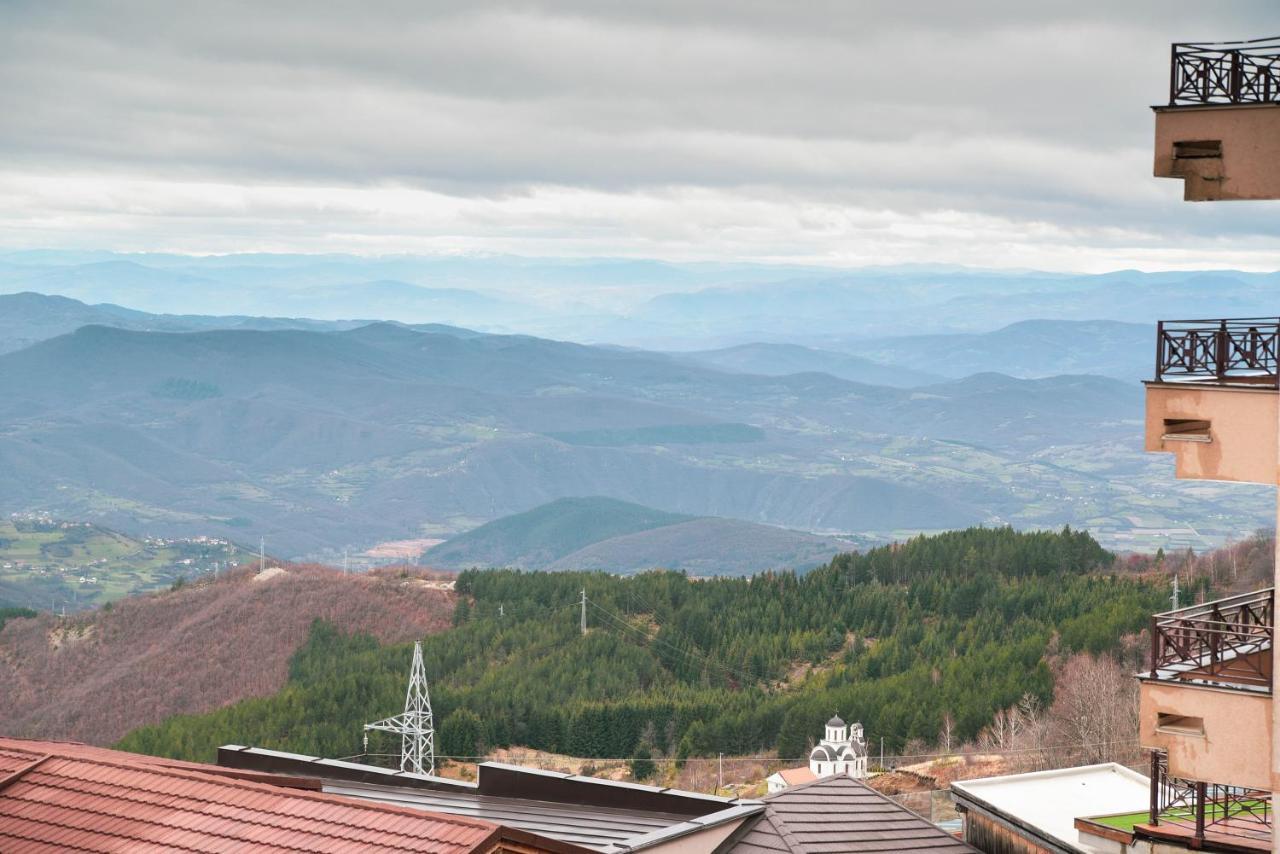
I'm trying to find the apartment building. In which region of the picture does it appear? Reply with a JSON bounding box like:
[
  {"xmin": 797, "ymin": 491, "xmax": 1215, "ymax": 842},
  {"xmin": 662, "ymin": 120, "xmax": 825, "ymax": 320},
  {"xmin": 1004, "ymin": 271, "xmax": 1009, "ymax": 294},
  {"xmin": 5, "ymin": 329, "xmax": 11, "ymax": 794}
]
[{"xmin": 1138, "ymin": 36, "xmax": 1280, "ymax": 853}]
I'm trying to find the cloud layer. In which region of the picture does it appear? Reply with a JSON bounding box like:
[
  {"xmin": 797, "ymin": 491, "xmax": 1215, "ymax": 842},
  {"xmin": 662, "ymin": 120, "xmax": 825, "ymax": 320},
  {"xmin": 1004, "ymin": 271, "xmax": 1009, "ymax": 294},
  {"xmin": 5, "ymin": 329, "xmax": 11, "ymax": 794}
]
[{"xmin": 1, "ymin": 1, "xmax": 1277, "ymax": 269}]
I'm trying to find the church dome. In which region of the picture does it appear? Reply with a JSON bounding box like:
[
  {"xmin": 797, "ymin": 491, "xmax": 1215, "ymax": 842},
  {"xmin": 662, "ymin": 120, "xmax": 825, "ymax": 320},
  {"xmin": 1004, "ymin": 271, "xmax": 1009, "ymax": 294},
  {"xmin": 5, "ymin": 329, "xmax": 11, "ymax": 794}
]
[{"xmin": 826, "ymin": 714, "xmax": 846, "ymax": 728}]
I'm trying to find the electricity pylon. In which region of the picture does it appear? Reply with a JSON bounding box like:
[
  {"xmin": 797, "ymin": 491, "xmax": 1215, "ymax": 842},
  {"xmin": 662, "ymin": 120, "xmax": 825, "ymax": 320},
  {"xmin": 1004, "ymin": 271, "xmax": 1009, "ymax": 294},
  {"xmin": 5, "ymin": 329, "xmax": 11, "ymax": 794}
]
[{"xmin": 364, "ymin": 641, "xmax": 435, "ymax": 775}]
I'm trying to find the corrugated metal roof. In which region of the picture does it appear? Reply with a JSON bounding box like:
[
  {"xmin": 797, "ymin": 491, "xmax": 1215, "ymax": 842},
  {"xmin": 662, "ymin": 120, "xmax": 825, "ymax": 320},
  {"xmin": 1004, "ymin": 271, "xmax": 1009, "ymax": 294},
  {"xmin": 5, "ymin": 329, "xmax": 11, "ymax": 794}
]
[
  {"xmin": 0, "ymin": 738, "xmax": 500, "ymax": 853},
  {"xmin": 217, "ymin": 745, "xmax": 761, "ymax": 851},
  {"xmin": 726, "ymin": 775, "xmax": 976, "ymax": 854},
  {"xmin": 323, "ymin": 778, "xmax": 696, "ymax": 850}
]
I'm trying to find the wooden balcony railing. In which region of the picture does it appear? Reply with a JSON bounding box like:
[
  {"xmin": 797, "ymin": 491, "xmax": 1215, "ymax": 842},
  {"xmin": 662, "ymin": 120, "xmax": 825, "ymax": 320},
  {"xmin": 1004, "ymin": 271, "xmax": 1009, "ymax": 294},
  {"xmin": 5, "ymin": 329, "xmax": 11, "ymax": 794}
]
[
  {"xmin": 1155, "ymin": 319, "xmax": 1280, "ymax": 387},
  {"xmin": 1150, "ymin": 588, "xmax": 1273, "ymax": 690},
  {"xmin": 1170, "ymin": 38, "xmax": 1280, "ymax": 106},
  {"xmin": 1149, "ymin": 750, "xmax": 1272, "ymax": 847}
]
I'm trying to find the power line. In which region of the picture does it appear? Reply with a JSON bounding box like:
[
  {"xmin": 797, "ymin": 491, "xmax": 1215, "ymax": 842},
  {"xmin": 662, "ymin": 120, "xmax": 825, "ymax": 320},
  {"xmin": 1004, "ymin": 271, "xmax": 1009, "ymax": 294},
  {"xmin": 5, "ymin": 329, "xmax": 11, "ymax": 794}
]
[{"xmin": 587, "ymin": 598, "xmax": 769, "ymax": 686}]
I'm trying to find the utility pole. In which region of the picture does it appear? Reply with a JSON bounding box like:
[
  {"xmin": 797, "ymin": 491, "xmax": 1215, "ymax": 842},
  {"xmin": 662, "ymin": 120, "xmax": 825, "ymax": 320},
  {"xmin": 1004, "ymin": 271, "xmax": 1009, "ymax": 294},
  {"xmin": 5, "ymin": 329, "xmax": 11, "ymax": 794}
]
[
  {"xmin": 343, "ymin": 549, "xmax": 349, "ymax": 575},
  {"xmin": 718, "ymin": 753, "xmax": 723, "ymax": 794},
  {"xmin": 580, "ymin": 588, "xmax": 587, "ymax": 636},
  {"xmin": 1172, "ymin": 574, "xmax": 1180, "ymax": 611},
  {"xmin": 880, "ymin": 737, "xmax": 884, "ymax": 771},
  {"xmin": 259, "ymin": 536, "xmax": 265, "ymax": 574}
]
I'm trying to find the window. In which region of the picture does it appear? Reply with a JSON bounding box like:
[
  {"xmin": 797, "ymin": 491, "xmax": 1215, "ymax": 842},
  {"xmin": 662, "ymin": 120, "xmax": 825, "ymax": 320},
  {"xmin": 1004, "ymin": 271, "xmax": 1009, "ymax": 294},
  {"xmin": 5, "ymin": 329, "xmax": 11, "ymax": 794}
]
[
  {"xmin": 1156, "ymin": 713, "xmax": 1205, "ymax": 736},
  {"xmin": 1162, "ymin": 419, "xmax": 1210, "ymax": 442},
  {"xmin": 1174, "ymin": 140, "xmax": 1222, "ymax": 159}
]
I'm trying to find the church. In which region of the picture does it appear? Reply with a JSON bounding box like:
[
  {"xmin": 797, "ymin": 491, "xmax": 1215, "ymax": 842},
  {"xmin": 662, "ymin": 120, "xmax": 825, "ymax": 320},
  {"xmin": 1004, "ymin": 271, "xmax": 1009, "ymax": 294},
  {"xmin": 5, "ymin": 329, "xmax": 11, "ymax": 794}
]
[
  {"xmin": 767, "ymin": 714, "xmax": 868, "ymax": 793},
  {"xmin": 808, "ymin": 715, "xmax": 868, "ymax": 778}
]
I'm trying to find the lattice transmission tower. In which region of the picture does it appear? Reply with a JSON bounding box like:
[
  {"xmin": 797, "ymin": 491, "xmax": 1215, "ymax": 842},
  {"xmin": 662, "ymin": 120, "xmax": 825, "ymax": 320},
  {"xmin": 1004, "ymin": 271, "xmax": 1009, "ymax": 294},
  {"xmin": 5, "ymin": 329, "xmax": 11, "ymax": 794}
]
[{"xmin": 364, "ymin": 641, "xmax": 435, "ymax": 775}]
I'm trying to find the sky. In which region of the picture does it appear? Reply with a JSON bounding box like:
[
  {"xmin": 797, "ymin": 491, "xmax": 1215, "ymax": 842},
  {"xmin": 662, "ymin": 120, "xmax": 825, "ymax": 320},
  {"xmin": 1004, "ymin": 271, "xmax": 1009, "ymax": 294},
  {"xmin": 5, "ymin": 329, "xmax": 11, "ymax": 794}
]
[{"xmin": 1, "ymin": 1, "xmax": 1277, "ymax": 272}]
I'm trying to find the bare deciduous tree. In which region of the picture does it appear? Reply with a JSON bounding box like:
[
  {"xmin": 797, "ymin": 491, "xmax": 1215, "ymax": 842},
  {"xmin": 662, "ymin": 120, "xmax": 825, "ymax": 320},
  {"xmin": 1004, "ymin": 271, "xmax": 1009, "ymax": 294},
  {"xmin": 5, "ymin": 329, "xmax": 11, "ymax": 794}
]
[{"xmin": 1048, "ymin": 652, "xmax": 1139, "ymax": 767}]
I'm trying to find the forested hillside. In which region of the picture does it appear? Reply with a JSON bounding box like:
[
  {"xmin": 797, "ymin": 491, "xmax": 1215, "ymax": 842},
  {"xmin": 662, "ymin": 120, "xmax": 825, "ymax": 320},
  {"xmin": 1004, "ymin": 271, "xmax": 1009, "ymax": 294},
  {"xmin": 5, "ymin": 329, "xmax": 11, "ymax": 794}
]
[{"xmin": 119, "ymin": 527, "xmax": 1167, "ymax": 765}]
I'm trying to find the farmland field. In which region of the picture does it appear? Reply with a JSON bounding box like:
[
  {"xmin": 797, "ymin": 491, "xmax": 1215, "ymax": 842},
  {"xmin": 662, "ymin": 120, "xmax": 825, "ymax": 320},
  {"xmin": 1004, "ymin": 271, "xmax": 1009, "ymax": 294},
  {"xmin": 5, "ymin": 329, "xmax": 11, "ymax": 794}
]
[{"xmin": 0, "ymin": 516, "xmax": 249, "ymax": 611}]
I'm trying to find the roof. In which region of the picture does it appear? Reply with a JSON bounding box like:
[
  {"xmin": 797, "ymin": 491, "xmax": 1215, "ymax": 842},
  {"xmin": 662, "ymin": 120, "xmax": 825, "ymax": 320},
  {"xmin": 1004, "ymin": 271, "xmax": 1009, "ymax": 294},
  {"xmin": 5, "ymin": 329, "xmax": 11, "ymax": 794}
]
[
  {"xmin": 826, "ymin": 715, "xmax": 846, "ymax": 728},
  {"xmin": 221, "ymin": 746, "xmax": 739, "ymax": 818},
  {"xmin": 771, "ymin": 768, "xmax": 817, "ymax": 786},
  {"xmin": 321, "ymin": 778, "xmax": 702, "ymax": 850},
  {"xmin": 0, "ymin": 737, "xmax": 506, "ymax": 854},
  {"xmin": 727, "ymin": 774, "xmax": 975, "ymax": 854},
  {"xmin": 950, "ymin": 763, "xmax": 1150, "ymax": 854},
  {"xmin": 808, "ymin": 743, "xmax": 862, "ymax": 762},
  {"xmin": 217, "ymin": 745, "xmax": 761, "ymax": 852}
]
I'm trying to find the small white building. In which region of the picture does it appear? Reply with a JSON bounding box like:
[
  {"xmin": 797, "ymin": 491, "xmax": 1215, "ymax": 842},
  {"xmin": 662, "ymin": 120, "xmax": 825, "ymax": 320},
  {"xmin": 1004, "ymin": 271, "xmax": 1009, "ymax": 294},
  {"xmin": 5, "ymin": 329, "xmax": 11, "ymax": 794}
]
[
  {"xmin": 767, "ymin": 714, "xmax": 868, "ymax": 793},
  {"xmin": 808, "ymin": 715, "xmax": 868, "ymax": 779},
  {"xmin": 765, "ymin": 766, "xmax": 817, "ymax": 794}
]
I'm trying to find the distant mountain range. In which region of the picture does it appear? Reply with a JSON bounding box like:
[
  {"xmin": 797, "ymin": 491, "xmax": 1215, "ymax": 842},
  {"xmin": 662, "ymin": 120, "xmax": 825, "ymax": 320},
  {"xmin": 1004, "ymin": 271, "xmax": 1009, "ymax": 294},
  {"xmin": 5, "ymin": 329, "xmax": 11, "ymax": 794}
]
[
  {"xmin": 0, "ymin": 287, "xmax": 1271, "ymax": 559},
  {"xmin": 673, "ymin": 343, "xmax": 944, "ymax": 387},
  {"xmin": 829, "ymin": 319, "xmax": 1152, "ymax": 381},
  {"xmin": 422, "ymin": 497, "xmax": 860, "ymax": 574},
  {"xmin": 0, "ymin": 292, "xmax": 368, "ymax": 355},
  {"xmin": 3, "ymin": 250, "xmax": 1279, "ymax": 353}
]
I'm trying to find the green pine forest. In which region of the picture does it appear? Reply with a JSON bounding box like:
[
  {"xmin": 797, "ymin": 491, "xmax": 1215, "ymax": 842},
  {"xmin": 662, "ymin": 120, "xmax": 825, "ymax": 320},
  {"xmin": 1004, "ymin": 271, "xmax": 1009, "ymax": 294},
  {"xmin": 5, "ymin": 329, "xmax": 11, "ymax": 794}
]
[{"xmin": 118, "ymin": 527, "xmax": 1169, "ymax": 765}]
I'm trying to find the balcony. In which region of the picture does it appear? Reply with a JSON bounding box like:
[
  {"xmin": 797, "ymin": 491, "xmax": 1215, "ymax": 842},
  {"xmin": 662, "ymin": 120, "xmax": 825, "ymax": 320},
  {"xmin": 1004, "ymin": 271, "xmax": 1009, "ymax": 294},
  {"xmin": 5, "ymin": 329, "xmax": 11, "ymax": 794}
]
[
  {"xmin": 1154, "ymin": 38, "xmax": 1280, "ymax": 200},
  {"xmin": 1156, "ymin": 319, "xmax": 1280, "ymax": 388},
  {"xmin": 1146, "ymin": 319, "xmax": 1280, "ymax": 485},
  {"xmin": 1139, "ymin": 590, "xmax": 1273, "ymax": 792},
  {"xmin": 1150, "ymin": 588, "xmax": 1273, "ymax": 691},
  {"xmin": 1168, "ymin": 39, "xmax": 1280, "ymax": 107},
  {"xmin": 1143, "ymin": 751, "xmax": 1272, "ymax": 851}
]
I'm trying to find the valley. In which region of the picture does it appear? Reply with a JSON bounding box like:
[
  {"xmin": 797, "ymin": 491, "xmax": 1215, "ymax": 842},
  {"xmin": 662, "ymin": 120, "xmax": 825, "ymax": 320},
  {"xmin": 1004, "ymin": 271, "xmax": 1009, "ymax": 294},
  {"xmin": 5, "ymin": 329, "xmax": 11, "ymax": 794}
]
[
  {"xmin": 0, "ymin": 514, "xmax": 247, "ymax": 610},
  {"xmin": 0, "ymin": 289, "xmax": 1271, "ymax": 563}
]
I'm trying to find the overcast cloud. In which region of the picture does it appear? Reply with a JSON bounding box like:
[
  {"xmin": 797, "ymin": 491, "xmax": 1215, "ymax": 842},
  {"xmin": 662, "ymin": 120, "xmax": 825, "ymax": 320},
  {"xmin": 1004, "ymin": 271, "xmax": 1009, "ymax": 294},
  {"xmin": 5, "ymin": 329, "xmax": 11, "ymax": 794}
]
[{"xmin": 1, "ymin": 1, "xmax": 1277, "ymax": 270}]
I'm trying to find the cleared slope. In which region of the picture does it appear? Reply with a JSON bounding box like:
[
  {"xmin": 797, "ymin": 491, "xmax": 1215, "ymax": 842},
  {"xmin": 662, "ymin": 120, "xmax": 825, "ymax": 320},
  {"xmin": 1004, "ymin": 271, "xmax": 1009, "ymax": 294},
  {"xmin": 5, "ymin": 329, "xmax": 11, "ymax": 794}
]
[{"xmin": 0, "ymin": 565, "xmax": 455, "ymax": 745}]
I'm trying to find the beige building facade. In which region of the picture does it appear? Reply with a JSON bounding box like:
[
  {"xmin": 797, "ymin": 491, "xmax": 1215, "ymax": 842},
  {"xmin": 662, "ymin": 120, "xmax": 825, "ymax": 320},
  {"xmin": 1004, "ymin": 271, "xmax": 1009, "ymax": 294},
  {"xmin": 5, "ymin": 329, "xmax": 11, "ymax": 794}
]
[{"xmin": 1138, "ymin": 35, "xmax": 1280, "ymax": 854}]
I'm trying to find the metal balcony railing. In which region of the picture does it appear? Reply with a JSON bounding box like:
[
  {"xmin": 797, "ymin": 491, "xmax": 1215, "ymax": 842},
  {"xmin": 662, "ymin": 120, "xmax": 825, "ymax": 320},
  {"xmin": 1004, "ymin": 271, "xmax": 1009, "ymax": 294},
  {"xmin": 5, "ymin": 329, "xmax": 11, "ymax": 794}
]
[
  {"xmin": 1170, "ymin": 38, "xmax": 1280, "ymax": 106},
  {"xmin": 1155, "ymin": 319, "xmax": 1280, "ymax": 387},
  {"xmin": 1149, "ymin": 751, "xmax": 1272, "ymax": 847},
  {"xmin": 1149, "ymin": 588, "xmax": 1273, "ymax": 690}
]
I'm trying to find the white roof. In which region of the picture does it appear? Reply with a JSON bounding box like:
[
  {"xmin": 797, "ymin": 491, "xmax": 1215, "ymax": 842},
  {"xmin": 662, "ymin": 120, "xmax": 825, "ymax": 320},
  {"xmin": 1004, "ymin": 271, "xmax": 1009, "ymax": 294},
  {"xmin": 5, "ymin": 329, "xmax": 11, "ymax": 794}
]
[{"xmin": 951, "ymin": 763, "xmax": 1149, "ymax": 854}]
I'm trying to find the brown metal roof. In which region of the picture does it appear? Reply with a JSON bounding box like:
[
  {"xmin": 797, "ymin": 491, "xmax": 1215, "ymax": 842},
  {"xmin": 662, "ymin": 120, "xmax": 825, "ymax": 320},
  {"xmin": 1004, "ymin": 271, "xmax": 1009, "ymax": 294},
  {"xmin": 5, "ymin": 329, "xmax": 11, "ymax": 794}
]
[
  {"xmin": 0, "ymin": 737, "xmax": 505, "ymax": 853},
  {"xmin": 727, "ymin": 775, "xmax": 976, "ymax": 854},
  {"xmin": 216, "ymin": 745, "xmax": 762, "ymax": 851}
]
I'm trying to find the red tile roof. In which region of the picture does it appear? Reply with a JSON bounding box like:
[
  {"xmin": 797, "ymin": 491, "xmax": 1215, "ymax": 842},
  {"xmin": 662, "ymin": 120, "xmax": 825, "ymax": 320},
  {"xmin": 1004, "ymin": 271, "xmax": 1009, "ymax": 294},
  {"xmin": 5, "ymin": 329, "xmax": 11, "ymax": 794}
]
[
  {"xmin": 774, "ymin": 768, "xmax": 817, "ymax": 786},
  {"xmin": 0, "ymin": 738, "xmax": 501, "ymax": 853}
]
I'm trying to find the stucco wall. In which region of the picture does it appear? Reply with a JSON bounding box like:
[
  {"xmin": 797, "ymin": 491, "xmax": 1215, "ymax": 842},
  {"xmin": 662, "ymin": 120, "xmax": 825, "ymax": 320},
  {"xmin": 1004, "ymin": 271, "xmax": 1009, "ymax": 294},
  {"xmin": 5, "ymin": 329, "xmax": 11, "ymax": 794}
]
[
  {"xmin": 1153, "ymin": 104, "xmax": 1280, "ymax": 201},
  {"xmin": 1144, "ymin": 384, "xmax": 1278, "ymax": 485},
  {"xmin": 1139, "ymin": 679, "xmax": 1272, "ymax": 790}
]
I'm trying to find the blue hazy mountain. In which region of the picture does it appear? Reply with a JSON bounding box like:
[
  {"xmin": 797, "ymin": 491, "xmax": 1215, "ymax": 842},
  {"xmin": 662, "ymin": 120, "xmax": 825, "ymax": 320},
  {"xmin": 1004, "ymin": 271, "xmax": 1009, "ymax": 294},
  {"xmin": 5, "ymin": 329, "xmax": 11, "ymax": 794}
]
[
  {"xmin": 0, "ymin": 316, "xmax": 1169, "ymax": 559},
  {"xmin": 3, "ymin": 259, "xmax": 1275, "ymax": 558},
  {"xmin": 829, "ymin": 319, "xmax": 1153, "ymax": 381},
  {"xmin": 422, "ymin": 496, "xmax": 861, "ymax": 574},
  {"xmin": 5, "ymin": 252, "xmax": 1278, "ymax": 350}
]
